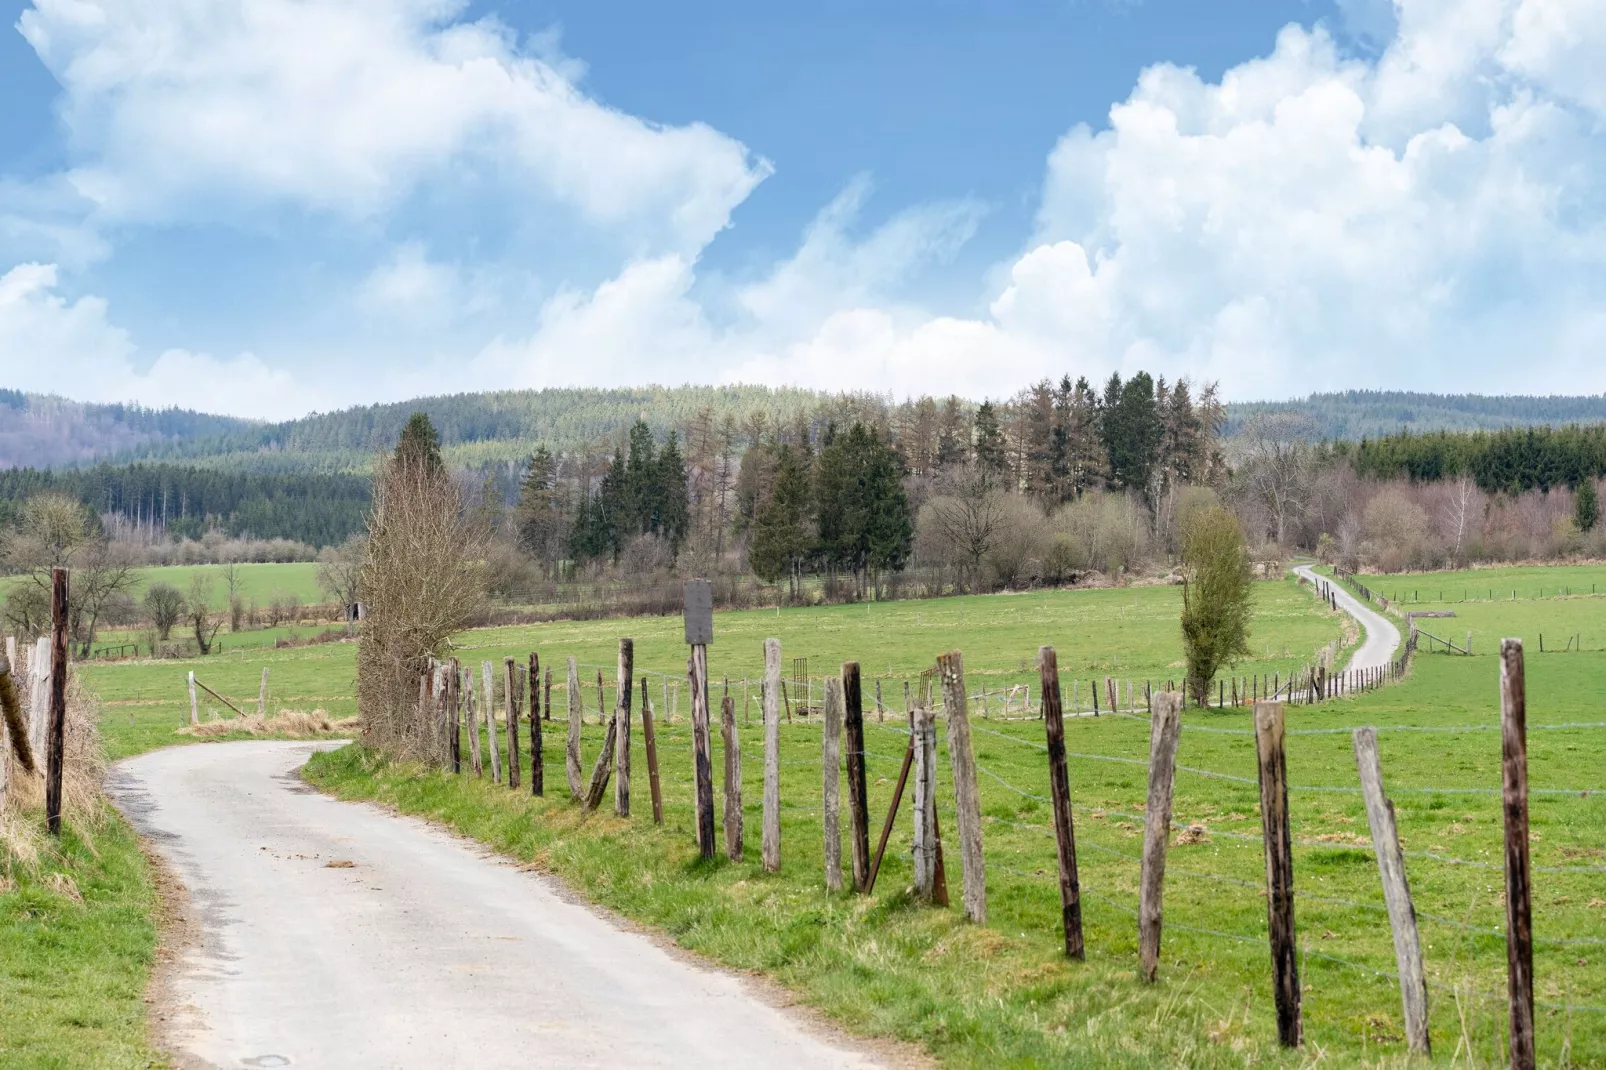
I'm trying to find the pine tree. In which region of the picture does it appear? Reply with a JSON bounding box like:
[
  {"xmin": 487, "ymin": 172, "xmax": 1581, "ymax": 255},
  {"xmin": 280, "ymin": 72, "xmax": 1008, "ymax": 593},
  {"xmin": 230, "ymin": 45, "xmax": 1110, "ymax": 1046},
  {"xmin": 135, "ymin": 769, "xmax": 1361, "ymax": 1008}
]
[
  {"xmin": 515, "ymin": 446, "xmax": 560, "ymax": 575},
  {"xmin": 395, "ymin": 412, "xmax": 444, "ymax": 473},
  {"xmin": 1102, "ymin": 372, "xmax": 1164, "ymax": 497},
  {"xmin": 656, "ymin": 431, "xmax": 690, "ymax": 549},
  {"xmin": 973, "ymin": 401, "xmax": 1009, "ymax": 478},
  {"xmin": 935, "ymin": 395, "xmax": 969, "ymax": 468},
  {"xmin": 1577, "ymin": 479, "xmax": 1599, "ymax": 532},
  {"xmin": 748, "ymin": 443, "xmax": 814, "ymax": 597}
]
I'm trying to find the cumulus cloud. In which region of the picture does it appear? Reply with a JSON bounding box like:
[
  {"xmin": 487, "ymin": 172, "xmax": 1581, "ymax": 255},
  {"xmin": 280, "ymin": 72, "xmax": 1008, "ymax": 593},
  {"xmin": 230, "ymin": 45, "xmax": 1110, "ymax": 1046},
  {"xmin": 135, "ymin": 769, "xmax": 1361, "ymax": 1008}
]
[
  {"xmin": 0, "ymin": 263, "xmax": 319, "ymax": 418},
  {"xmin": 19, "ymin": 0, "xmax": 770, "ymax": 254}
]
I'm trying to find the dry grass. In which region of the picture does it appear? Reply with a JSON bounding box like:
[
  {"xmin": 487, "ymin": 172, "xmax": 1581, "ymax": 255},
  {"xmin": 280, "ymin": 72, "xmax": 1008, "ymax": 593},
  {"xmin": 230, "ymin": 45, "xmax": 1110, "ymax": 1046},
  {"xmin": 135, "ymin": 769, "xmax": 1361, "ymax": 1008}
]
[
  {"xmin": 3, "ymin": 674, "xmax": 108, "ymax": 866},
  {"xmin": 177, "ymin": 708, "xmax": 359, "ymax": 739}
]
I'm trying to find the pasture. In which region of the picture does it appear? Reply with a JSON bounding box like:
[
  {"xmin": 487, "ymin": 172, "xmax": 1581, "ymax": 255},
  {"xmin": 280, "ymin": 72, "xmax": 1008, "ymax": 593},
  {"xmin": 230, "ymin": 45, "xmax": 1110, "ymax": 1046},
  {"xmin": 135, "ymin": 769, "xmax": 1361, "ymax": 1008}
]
[{"xmin": 59, "ymin": 564, "xmax": 1606, "ymax": 1065}]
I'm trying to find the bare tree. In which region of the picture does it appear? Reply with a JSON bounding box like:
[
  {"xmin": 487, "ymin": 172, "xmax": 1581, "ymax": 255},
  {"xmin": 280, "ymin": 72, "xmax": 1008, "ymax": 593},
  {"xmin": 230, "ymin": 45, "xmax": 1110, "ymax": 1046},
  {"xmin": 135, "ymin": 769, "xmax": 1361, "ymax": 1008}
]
[
  {"xmin": 1233, "ymin": 414, "xmax": 1317, "ymax": 547},
  {"xmin": 918, "ymin": 466, "xmax": 1007, "ymax": 593},
  {"xmin": 221, "ymin": 562, "xmax": 245, "ymax": 632},
  {"xmin": 2, "ymin": 493, "xmax": 137, "ymax": 654},
  {"xmin": 143, "ymin": 583, "xmax": 187, "ymax": 641},
  {"xmin": 186, "ymin": 574, "xmax": 224, "ymax": 655},
  {"xmin": 358, "ymin": 432, "xmax": 489, "ymax": 763},
  {"xmin": 1441, "ymin": 475, "xmax": 1480, "ymax": 565},
  {"xmin": 316, "ymin": 535, "xmax": 367, "ymax": 633}
]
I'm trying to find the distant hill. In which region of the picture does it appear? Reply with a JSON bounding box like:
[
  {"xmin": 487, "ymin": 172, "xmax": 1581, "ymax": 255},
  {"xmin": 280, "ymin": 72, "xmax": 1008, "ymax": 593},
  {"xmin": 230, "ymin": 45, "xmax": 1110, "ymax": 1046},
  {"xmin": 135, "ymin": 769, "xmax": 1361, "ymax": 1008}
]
[
  {"xmin": 1226, "ymin": 391, "xmax": 1606, "ymax": 440},
  {"xmin": 0, "ymin": 391, "xmax": 259, "ymax": 470},
  {"xmin": 5, "ymin": 385, "xmax": 1605, "ymax": 473}
]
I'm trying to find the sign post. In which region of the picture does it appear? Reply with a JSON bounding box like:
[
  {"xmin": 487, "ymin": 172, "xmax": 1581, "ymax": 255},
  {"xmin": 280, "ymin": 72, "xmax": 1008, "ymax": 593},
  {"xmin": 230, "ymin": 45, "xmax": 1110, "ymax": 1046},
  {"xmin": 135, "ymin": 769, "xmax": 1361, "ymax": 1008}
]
[{"xmin": 684, "ymin": 580, "xmax": 717, "ymax": 859}]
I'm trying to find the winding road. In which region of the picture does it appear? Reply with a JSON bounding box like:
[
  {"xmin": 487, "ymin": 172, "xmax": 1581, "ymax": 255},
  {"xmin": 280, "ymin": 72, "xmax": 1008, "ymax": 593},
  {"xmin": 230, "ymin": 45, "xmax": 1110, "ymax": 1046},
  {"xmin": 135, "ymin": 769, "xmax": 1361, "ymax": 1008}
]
[
  {"xmin": 1293, "ymin": 564, "xmax": 1401, "ymax": 674},
  {"xmin": 109, "ymin": 742, "xmax": 895, "ymax": 1070}
]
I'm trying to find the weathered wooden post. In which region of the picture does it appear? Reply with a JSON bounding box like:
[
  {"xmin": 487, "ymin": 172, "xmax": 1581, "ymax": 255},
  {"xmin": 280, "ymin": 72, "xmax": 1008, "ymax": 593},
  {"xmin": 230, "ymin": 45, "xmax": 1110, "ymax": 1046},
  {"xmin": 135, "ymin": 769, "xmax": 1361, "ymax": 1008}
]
[
  {"xmin": 581, "ymin": 713, "xmax": 616, "ymax": 812},
  {"xmin": 46, "ymin": 567, "xmax": 68, "ymax": 836},
  {"xmin": 1353, "ymin": 727, "xmax": 1429, "ymax": 1055},
  {"xmin": 257, "ymin": 668, "xmax": 269, "ymax": 716},
  {"xmin": 614, "ymin": 639, "xmax": 634, "ymax": 818},
  {"xmin": 842, "ymin": 663, "xmax": 871, "ymax": 892},
  {"xmin": 528, "ymin": 653, "xmax": 542, "ymax": 795},
  {"xmin": 565, "ymin": 657, "xmax": 583, "ymax": 799},
  {"xmin": 641, "ymin": 678, "xmax": 663, "ymax": 824},
  {"xmin": 685, "ymin": 580, "xmax": 717, "ymax": 860},
  {"xmin": 721, "ymin": 694, "xmax": 742, "ymax": 861},
  {"xmin": 911, "ymin": 704, "xmax": 939, "ymax": 901},
  {"xmin": 446, "ymin": 658, "xmax": 461, "ymax": 774},
  {"xmin": 596, "ymin": 670, "xmax": 606, "ymax": 724},
  {"xmin": 504, "ymin": 658, "xmax": 521, "ymax": 790},
  {"xmin": 1500, "ymin": 639, "xmax": 1535, "ymax": 1070},
  {"xmin": 1139, "ymin": 691, "xmax": 1182, "ymax": 980},
  {"xmin": 1038, "ymin": 646, "xmax": 1083, "ymax": 960},
  {"xmin": 821, "ymin": 677, "xmax": 844, "ymax": 892},
  {"xmin": 30, "ymin": 636, "xmax": 49, "ymax": 750},
  {"xmin": 866, "ymin": 726, "xmax": 913, "ymax": 896},
  {"xmin": 481, "ymin": 661, "xmax": 501, "ymax": 783},
  {"xmin": 1255, "ymin": 699, "xmax": 1301, "ymax": 1048},
  {"xmin": 187, "ymin": 669, "xmax": 199, "ymax": 726},
  {"xmin": 544, "ymin": 667, "xmax": 552, "ymax": 722},
  {"xmin": 0, "ymin": 653, "xmax": 36, "ymax": 776},
  {"xmin": 937, "ymin": 651, "xmax": 986, "ymax": 923},
  {"xmin": 762, "ymin": 637, "xmax": 782, "ymax": 872}
]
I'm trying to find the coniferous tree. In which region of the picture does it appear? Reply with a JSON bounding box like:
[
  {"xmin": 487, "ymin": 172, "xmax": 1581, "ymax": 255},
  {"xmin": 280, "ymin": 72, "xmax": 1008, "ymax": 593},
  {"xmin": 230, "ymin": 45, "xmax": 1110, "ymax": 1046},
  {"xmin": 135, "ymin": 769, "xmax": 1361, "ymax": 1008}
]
[
  {"xmin": 935, "ymin": 395, "xmax": 970, "ymax": 469},
  {"xmin": 1577, "ymin": 479, "xmax": 1599, "ymax": 533},
  {"xmin": 515, "ymin": 446, "xmax": 562, "ymax": 575},
  {"xmin": 1101, "ymin": 372, "xmax": 1164, "ymax": 497},
  {"xmin": 656, "ymin": 431, "xmax": 690, "ymax": 550},
  {"xmin": 973, "ymin": 402, "xmax": 1009, "ymax": 479},
  {"xmin": 395, "ymin": 412, "xmax": 444, "ymax": 473},
  {"xmin": 748, "ymin": 443, "xmax": 814, "ymax": 597}
]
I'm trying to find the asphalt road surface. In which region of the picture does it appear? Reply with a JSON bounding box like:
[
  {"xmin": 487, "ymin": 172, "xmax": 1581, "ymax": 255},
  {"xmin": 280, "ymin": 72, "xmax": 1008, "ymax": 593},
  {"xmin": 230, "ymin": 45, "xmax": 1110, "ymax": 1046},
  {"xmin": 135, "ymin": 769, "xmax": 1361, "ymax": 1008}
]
[
  {"xmin": 1294, "ymin": 564, "xmax": 1402, "ymax": 673},
  {"xmin": 110, "ymin": 741, "xmax": 891, "ymax": 1070}
]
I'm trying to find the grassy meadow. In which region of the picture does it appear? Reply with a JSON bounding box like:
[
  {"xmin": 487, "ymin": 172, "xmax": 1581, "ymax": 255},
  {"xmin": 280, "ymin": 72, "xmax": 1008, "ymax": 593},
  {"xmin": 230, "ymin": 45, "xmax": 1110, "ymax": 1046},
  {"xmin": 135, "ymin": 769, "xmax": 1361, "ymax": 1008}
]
[{"xmin": 31, "ymin": 562, "xmax": 1606, "ymax": 1067}]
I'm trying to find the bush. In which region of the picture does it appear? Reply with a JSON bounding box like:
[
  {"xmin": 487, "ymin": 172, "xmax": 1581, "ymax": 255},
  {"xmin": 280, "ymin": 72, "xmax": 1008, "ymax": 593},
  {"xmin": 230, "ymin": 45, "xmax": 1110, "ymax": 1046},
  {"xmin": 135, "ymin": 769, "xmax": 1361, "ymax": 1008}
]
[{"xmin": 1179, "ymin": 506, "xmax": 1252, "ymax": 706}]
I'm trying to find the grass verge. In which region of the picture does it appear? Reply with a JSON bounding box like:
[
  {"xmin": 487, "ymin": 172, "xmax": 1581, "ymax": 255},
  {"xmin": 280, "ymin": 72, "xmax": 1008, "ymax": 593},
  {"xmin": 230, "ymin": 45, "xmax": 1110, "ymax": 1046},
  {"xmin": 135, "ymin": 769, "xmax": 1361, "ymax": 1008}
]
[{"xmin": 0, "ymin": 806, "xmax": 162, "ymax": 1069}]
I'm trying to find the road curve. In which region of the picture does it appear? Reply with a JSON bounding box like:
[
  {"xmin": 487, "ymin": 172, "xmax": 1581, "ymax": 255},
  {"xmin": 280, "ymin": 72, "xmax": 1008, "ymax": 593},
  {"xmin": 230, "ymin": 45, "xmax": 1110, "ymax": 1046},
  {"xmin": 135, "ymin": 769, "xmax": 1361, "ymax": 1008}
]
[
  {"xmin": 1293, "ymin": 565, "xmax": 1401, "ymax": 674},
  {"xmin": 109, "ymin": 741, "xmax": 891, "ymax": 1070}
]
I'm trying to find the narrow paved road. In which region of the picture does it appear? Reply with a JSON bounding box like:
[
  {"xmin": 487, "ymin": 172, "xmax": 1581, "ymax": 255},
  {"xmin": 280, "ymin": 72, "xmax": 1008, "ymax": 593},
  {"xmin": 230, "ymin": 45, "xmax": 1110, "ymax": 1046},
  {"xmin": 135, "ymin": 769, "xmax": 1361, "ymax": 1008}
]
[
  {"xmin": 1294, "ymin": 565, "xmax": 1401, "ymax": 674},
  {"xmin": 110, "ymin": 741, "xmax": 893, "ymax": 1070}
]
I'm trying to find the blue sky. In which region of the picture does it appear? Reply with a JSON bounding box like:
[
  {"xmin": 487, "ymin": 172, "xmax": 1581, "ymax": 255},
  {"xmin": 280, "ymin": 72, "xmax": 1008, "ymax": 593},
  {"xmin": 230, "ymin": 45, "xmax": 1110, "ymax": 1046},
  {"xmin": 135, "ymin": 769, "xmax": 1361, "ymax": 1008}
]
[{"xmin": 0, "ymin": 0, "xmax": 1601, "ymax": 419}]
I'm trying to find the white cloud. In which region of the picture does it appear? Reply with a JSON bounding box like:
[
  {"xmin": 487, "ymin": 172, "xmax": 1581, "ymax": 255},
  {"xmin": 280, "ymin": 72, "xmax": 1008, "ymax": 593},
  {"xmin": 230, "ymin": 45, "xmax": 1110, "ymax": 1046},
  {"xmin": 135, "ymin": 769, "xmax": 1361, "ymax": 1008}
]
[
  {"xmin": 19, "ymin": 0, "xmax": 770, "ymax": 254},
  {"xmin": 0, "ymin": 263, "xmax": 319, "ymax": 418}
]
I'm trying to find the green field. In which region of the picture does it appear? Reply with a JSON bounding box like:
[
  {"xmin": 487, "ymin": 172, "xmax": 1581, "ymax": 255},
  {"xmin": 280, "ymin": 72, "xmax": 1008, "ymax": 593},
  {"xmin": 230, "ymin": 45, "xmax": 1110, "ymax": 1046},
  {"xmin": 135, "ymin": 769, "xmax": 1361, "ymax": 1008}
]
[
  {"xmin": 39, "ymin": 565, "xmax": 1606, "ymax": 1066},
  {"xmin": 1355, "ymin": 562, "xmax": 1606, "ymax": 604},
  {"xmin": 80, "ymin": 578, "xmax": 1348, "ymax": 761},
  {"xmin": 123, "ymin": 561, "xmax": 325, "ymax": 610}
]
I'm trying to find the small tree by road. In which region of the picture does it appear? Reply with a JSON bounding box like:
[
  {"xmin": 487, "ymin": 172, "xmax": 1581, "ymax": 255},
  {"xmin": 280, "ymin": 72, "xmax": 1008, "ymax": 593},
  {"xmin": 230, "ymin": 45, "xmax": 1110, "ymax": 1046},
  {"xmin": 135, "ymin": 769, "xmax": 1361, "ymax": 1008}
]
[{"xmin": 1180, "ymin": 505, "xmax": 1253, "ymax": 706}]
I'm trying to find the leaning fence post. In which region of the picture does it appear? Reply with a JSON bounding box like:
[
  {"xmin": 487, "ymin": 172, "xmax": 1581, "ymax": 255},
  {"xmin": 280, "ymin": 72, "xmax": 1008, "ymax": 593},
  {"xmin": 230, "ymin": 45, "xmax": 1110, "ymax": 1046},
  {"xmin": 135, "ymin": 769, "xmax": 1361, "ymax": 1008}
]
[
  {"xmin": 821, "ymin": 677, "xmax": 844, "ymax": 892},
  {"xmin": 581, "ymin": 711, "xmax": 616, "ymax": 812},
  {"xmin": 641, "ymin": 678, "xmax": 663, "ymax": 824},
  {"xmin": 1500, "ymin": 639, "xmax": 1536, "ymax": 1070},
  {"xmin": 1139, "ymin": 691, "xmax": 1183, "ymax": 980},
  {"xmin": 843, "ymin": 662, "xmax": 871, "ymax": 892},
  {"xmin": 1255, "ymin": 700, "xmax": 1301, "ymax": 1048},
  {"xmin": 46, "ymin": 567, "xmax": 68, "ymax": 836},
  {"xmin": 614, "ymin": 639, "xmax": 634, "ymax": 818},
  {"xmin": 721, "ymin": 694, "xmax": 742, "ymax": 861},
  {"xmin": 762, "ymin": 638, "xmax": 782, "ymax": 872},
  {"xmin": 565, "ymin": 657, "xmax": 583, "ymax": 799},
  {"xmin": 1353, "ymin": 727, "xmax": 1429, "ymax": 1055},
  {"xmin": 937, "ymin": 651, "xmax": 986, "ymax": 924},
  {"xmin": 1038, "ymin": 646, "xmax": 1083, "ymax": 960}
]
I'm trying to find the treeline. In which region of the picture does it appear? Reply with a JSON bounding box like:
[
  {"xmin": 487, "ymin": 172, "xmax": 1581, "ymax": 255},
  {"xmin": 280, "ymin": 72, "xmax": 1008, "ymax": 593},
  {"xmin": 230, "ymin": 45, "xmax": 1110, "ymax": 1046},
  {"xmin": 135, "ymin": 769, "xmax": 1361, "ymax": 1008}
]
[
  {"xmin": 0, "ymin": 391, "xmax": 256, "ymax": 470},
  {"xmin": 500, "ymin": 371, "xmax": 1223, "ymax": 599},
  {"xmin": 0, "ymin": 463, "xmax": 370, "ymax": 547},
  {"xmin": 1228, "ymin": 390, "xmax": 1606, "ymax": 441},
  {"xmin": 1343, "ymin": 425, "xmax": 1606, "ymax": 493}
]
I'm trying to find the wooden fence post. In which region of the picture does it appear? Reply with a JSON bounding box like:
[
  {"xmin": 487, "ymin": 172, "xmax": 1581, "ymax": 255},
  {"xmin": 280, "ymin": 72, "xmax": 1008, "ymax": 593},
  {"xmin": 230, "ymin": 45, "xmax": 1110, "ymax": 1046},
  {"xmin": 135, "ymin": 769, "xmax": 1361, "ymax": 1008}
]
[
  {"xmin": 581, "ymin": 711, "xmax": 616, "ymax": 812},
  {"xmin": 1139, "ymin": 691, "xmax": 1183, "ymax": 981},
  {"xmin": 867, "ymin": 727, "xmax": 913, "ymax": 896},
  {"xmin": 447, "ymin": 659, "xmax": 461, "ymax": 774},
  {"xmin": 528, "ymin": 653, "xmax": 542, "ymax": 795},
  {"xmin": 843, "ymin": 662, "xmax": 871, "ymax": 893},
  {"xmin": 187, "ymin": 669, "xmax": 199, "ymax": 726},
  {"xmin": 46, "ymin": 567, "xmax": 68, "ymax": 836},
  {"xmin": 911, "ymin": 704, "xmax": 940, "ymax": 902},
  {"xmin": 721, "ymin": 694, "xmax": 742, "ymax": 861},
  {"xmin": 1500, "ymin": 639, "xmax": 1535, "ymax": 1070},
  {"xmin": 504, "ymin": 658, "xmax": 521, "ymax": 790},
  {"xmin": 937, "ymin": 651, "xmax": 986, "ymax": 924},
  {"xmin": 544, "ymin": 667, "xmax": 552, "ymax": 722},
  {"xmin": 482, "ymin": 661, "xmax": 501, "ymax": 783},
  {"xmin": 1255, "ymin": 700, "xmax": 1301, "ymax": 1048},
  {"xmin": 641, "ymin": 678, "xmax": 663, "ymax": 824},
  {"xmin": 0, "ymin": 654, "xmax": 36, "ymax": 774},
  {"xmin": 762, "ymin": 638, "xmax": 782, "ymax": 872},
  {"xmin": 1353, "ymin": 727, "xmax": 1429, "ymax": 1055},
  {"xmin": 821, "ymin": 677, "xmax": 843, "ymax": 892},
  {"xmin": 597, "ymin": 670, "xmax": 606, "ymax": 724},
  {"xmin": 1038, "ymin": 646, "xmax": 1083, "ymax": 960},
  {"xmin": 689, "ymin": 644, "xmax": 716, "ymax": 859},
  {"xmin": 257, "ymin": 668, "xmax": 268, "ymax": 716},
  {"xmin": 615, "ymin": 639, "xmax": 634, "ymax": 818},
  {"xmin": 565, "ymin": 657, "xmax": 583, "ymax": 799}
]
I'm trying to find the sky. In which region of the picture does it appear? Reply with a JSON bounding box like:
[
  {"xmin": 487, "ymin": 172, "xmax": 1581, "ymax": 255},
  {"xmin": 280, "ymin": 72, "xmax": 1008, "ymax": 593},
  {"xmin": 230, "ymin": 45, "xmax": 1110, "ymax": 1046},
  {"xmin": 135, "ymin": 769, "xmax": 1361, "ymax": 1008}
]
[{"xmin": 0, "ymin": 0, "xmax": 1602, "ymax": 420}]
